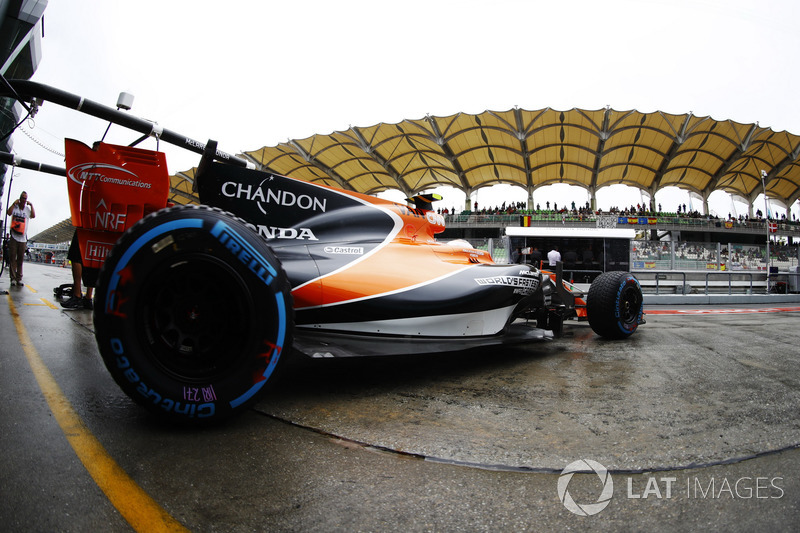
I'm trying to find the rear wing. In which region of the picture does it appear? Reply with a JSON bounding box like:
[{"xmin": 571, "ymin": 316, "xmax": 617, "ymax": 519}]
[{"xmin": 64, "ymin": 139, "xmax": 170, "ymax": 270}]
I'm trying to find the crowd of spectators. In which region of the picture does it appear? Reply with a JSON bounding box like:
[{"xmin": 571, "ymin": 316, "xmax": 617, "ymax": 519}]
[{"xmin": 438, "ymin": 199, "xmax": 799, "ymax": 227}]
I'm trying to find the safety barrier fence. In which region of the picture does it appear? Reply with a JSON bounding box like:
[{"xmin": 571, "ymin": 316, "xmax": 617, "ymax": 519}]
[
  {"xmin": 704, "ymin": 272, "xmax": 756, "ymax": 296},
  {"xmin": 631, "ymin": 241, "xmax": 799, "ymax": 271},
  {"xmin": 633, "ymin": 271, "xmax": 800, "ymax": 295}
]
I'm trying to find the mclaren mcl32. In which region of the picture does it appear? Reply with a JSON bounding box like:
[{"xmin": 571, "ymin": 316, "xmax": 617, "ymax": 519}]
[
  {"xmin": 87, "ymin": 146, "xmax": 643, "ymax": 424},
  {"xmin": 2, "ymin": 80, "xmax": 644, "ymax": 425}
]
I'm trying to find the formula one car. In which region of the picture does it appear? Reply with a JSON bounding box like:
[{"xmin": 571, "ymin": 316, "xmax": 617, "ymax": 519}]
[{"xmin": 2, "ymin": 80, "xmax": 644, "ymax": 424}]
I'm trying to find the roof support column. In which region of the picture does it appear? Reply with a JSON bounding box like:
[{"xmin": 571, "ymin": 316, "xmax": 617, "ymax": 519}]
[
  {"xmin": 648, "ymin": 185, "xmax": 658, "ymax": 213},
  {"xmin": 747, "ymin": 188, "xmax": 759, "ymax": 218},
  {"xmin": 464, "ymin": 187, "xmax": 473, "ymax": 212},
  {"xmin": 587, "ymin": 186, "xmax": 597, "ymax": 212}
]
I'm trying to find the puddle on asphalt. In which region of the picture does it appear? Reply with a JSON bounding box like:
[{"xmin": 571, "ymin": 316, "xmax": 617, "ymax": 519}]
[{"xmin": 257, "ymin": 316, "xmax": 800, "ymax": 472}]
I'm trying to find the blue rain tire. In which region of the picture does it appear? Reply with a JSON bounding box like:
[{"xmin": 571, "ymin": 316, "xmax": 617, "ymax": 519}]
[
  {"xmin": 587, "ymin": 271, "xmax": 643, "ymax": 339},
  {"xmin": 93, "ymin": 205, "xmax": 293, "ymax": 424}
]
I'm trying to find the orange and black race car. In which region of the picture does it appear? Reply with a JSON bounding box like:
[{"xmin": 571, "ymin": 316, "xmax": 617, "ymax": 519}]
[{"xmin": 2, "ymin": 81, "xmax": 644, "ymax": 424}]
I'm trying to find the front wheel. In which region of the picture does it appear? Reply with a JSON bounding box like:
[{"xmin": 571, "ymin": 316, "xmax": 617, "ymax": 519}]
[
  {"xmin": 587, "ymin": 271, "xmax": 643, "ymax": 339},
  {"xmin": 93, "ymin": 205, "xmax": 293, "ymax": 424}
]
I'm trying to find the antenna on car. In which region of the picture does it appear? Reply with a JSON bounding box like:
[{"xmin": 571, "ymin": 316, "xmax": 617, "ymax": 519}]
[{"xmin": 100, "ymin": 91, "xmax": 135, "ymax": 143}]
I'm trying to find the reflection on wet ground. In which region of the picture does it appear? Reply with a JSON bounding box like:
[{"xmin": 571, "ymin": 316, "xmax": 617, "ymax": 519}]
[{"xmin": 259, "ymin": 315, "xmax": 800, "ymax": 472}]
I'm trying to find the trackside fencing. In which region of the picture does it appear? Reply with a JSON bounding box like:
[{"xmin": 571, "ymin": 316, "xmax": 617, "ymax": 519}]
[
  {"xmin": 631, "ymin": 241, "xmax": 800, "ymax": 295},
  {"xmin": 631, "ymin": 240, "xmax": 799, "ymax": 272}
]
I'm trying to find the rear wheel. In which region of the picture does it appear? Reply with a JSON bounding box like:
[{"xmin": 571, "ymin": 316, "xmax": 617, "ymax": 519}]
[
  {"xmin": 587, "ymin": 271, "xmax": 643, "ymax": 339},
  {"xmin": 94, "ymin": 205, "xmax": 293, "ymax": 424}
]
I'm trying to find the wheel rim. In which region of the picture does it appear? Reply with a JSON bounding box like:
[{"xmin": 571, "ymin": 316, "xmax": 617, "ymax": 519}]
[
  {"xmin": 619, "ymin": 283, "xmax": 642, "ymax": 326},
  {"xmin": 137, "ymin": 254, "xmax": 257, "ymax": 383}
]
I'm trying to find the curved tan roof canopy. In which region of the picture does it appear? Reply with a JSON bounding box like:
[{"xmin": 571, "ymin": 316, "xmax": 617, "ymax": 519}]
[
  {"xmin": 32, "ymin": 108, "xmax": 800, "ymax": 245},
  {"xmin": 168, "ymin": 107, "xmax": 800, "ymax": 210}
]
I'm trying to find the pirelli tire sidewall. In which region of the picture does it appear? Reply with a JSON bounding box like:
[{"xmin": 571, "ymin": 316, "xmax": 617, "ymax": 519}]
[
  {"xmin": 93, "ymin": 205, "xmax": 293, "ymax": 424},
  {"xmin": 587, "ymin": 271, "xmax": 643, "ymax": 339}
]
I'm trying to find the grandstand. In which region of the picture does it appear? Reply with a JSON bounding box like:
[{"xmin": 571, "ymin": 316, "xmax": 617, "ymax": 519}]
[
  {"xmin": 438, "ymin": 207, "xmax": 800, "ymax": 296},
  {"xmin": 18, "ymin": 101, "xmax": 800, "ymax": 297}
]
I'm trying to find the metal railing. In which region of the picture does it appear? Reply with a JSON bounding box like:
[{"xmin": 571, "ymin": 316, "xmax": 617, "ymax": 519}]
[
  {"xmin": 635, "ymin": 271, "xmax": 688, "ymax": 295},
  {"xmin": 444, "ymin": 213, "xmax": 800, "ymax": 236},
  {"xmin": 704, "ymin": 272, "xmax": 756, "ymax": 295}
]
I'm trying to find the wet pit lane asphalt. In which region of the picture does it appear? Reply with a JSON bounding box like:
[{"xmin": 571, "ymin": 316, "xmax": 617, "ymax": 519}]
[{"xmin": 2, "ymin": 263, "xmax": 799, "ymax": 531}]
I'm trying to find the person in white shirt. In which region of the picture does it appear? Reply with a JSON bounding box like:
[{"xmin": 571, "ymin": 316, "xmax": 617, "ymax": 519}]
[
  {"xmin": 6, "ymin": 191, "xmax": 35, "ymax": 286},
  {"xmin": 547, "ymin": 246, "xmax": 561, "ymax": 267}
]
